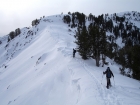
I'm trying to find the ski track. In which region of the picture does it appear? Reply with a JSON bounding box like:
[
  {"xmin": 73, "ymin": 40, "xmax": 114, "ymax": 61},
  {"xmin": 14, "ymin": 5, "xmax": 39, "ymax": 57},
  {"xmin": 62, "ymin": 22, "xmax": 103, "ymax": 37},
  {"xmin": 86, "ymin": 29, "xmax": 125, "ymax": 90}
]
[
  {"xmin": 54, "ymin": 33, "xmax": 87, "ymax": 104},
  {"xmin": 58, "ymin": 41, "xmax": 140, "ymax": 105},
  {"xmin": 56, "ymin": 34, "xmax": 124, "ymax": 105},
  {"xmin": 82, "ymin": 61, "xmax": 123, "ymax": 105},
  {"xmin": 74, "ymin": 58, "xmax": 123, "ymax": 105}
]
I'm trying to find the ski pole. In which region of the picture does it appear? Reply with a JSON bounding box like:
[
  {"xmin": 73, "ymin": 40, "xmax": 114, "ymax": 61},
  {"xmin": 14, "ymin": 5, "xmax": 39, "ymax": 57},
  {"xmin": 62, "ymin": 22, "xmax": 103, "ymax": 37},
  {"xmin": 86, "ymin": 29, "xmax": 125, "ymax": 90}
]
[
  {"xmin": 101, "ymin": 74, "xmax": 104, "ymax": 84},
  {"xmin": 113, "ymin": 77, "xmax": 115, "ymax": 86}
]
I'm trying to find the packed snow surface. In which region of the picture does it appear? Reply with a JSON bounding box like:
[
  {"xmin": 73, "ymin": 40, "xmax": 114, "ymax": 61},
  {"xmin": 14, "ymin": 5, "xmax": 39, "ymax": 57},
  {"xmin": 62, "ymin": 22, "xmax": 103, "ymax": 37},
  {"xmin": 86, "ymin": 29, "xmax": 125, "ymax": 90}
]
[{"xmin": 0, "ymin": 14, "xmax": 140, "ymax": 105}]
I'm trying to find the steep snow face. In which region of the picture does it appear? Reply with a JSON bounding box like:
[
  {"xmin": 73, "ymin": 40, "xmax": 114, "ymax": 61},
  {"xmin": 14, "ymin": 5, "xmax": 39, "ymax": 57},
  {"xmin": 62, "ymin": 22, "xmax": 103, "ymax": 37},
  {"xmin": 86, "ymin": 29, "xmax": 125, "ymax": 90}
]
[{"xmin": 0, "ymin": 14, "xmax": 140, "ymax": 105}]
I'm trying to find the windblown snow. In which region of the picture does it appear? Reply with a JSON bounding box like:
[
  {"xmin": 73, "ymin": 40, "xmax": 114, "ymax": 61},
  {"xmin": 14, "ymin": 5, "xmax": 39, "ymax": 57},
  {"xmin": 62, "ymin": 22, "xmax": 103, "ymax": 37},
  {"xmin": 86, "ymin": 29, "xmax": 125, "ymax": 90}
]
[{"xmin": 0, "ymin": 14, "xmax": 140, "ymax": 105}]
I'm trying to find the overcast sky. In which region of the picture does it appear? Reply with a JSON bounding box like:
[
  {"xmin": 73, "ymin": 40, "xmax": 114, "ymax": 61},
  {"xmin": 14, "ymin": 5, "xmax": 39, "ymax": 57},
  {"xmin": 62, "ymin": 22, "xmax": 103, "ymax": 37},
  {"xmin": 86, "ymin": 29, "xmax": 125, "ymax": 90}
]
[{"xmin": 0, "ymin": 0, "xmax": 140, "ymax": 37}]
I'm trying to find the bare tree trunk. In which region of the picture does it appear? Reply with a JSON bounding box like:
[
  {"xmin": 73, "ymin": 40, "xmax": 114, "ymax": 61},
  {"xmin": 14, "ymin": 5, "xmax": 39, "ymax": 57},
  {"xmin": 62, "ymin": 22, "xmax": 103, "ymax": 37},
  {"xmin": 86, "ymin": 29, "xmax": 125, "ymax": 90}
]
[
  {"xmin": 102, "ymin": 54, "xmax": 106, "ymax": 67},
  {"xmin": 96, "ymin": 57, "xmax": 100, "ymax": 67},
  {"xmin": 96, "ymin": 49, "xmax": 100, "ymax": 67}
]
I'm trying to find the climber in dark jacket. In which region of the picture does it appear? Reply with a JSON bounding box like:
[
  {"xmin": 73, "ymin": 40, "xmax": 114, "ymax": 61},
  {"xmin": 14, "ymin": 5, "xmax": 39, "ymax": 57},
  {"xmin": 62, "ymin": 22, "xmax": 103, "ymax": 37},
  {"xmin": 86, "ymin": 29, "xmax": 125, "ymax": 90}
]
[
  {"xmin": 103, "ymin": 67, "xmax": 114, "ymax": 89},
  {"xmin": 73, "ymin": 48, "xmax": 76, "ymax": 58}
]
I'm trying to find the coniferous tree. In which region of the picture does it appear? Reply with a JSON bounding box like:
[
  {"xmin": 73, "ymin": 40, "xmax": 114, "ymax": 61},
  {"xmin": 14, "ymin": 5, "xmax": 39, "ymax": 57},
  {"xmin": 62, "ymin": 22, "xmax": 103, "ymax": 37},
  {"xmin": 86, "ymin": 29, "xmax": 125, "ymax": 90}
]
[
  {"xmin": 15, "ymin": 28, "xmax": 21, "ymax": 36},
  {"xmin": 64, "ymin": 12, "xmax": 140, "ymax": 79},
  {"xmin": 68, "ymin": 12, "xmax": 71, "ymax": 15},
  {"xmin": 75, "ymin": 26, "xmax": 90, "ymax": 59},
  {"xmin": 88, "ymin": 13, "xmax": 93, "ymax": 21},
  {"xmin": 88, "ymin": 24, "xmax": 106, "ymax": 66},
  {"xmin": 131, "ymin": 45, "xmax": 140, "ymax": 80},
  {"xmin": 7, "ymin": 37, "xmax": 10, "ymax": 42},
  {"xmin": 100, "ymin": 29, "xmax": 107, "ymax": 66},
  {"xmin": 63, "ymin": 15, "xmax": 71, "ymax": 24},
  {"xmin": 32, "ymin": 19, "xmax": 39, "ymax": 26},
  {"xmin": 9, "ymin": 31, "xmax": 15, "ymax": 40}
]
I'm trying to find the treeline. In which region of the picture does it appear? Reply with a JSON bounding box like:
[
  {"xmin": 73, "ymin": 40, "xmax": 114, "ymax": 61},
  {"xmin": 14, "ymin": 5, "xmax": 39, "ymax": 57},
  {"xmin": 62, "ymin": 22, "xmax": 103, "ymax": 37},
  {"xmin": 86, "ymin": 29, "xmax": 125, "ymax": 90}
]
[
  {"xmin": 8, "ymin": 28, "xmax": 21, "ymax": 42},
  {"xmin": 63, "ymin": 11, "xmax": 140, "ymax": 80},
  {"xmin": 32, "ymin": 19, "xmax": 40, "ymax": 26},
  {"xmin": 7, "ymin": 16, "xmax": 45, "ymax": 42},
  {"xmin": 32, "ymin": 16, "xmax": 45, "ymax": 26}
]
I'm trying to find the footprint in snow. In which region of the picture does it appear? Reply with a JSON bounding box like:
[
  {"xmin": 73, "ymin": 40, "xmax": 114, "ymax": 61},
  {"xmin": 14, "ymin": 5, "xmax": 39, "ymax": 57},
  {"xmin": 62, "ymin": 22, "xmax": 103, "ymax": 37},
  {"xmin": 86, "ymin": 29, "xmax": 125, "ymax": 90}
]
[{"xmin": 72, "ymin": 78, "xmax": 81, "ymax": 84}]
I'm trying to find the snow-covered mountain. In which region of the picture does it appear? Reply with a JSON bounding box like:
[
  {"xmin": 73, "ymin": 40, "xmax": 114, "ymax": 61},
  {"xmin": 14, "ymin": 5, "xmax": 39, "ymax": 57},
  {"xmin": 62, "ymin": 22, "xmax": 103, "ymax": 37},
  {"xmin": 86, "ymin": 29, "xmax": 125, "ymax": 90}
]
[
  {"xmin": 106, "ymin": 11, "xmax": 140, "ymax": 47},
  {"xmin": 0, "ymin": 12, "xmax": 140, "ymax": 105}
]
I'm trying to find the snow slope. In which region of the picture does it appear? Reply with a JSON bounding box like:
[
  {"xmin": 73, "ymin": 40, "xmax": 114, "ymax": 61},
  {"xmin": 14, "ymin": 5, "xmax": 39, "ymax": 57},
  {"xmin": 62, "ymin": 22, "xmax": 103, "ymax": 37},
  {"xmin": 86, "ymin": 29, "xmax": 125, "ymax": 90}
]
[{"xmin": 0, "ymin": 14, "xmax": 140, "ymax": 105}]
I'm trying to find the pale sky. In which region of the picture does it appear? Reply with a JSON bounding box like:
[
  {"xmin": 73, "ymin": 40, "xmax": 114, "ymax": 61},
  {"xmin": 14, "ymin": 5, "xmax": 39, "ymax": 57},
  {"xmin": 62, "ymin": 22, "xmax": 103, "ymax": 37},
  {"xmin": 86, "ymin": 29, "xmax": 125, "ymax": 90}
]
[{"xmin": 0, "ymin": 0, "xmax": 140, "ymax": 36}]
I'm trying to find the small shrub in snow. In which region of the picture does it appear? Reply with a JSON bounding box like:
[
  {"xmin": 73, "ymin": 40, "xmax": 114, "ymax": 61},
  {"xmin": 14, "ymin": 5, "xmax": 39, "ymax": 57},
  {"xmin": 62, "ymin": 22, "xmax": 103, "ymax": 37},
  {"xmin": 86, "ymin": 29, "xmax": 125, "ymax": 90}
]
[{"xmin": 119, "ymin": 67, "xmax": 125, "ymax": 75}]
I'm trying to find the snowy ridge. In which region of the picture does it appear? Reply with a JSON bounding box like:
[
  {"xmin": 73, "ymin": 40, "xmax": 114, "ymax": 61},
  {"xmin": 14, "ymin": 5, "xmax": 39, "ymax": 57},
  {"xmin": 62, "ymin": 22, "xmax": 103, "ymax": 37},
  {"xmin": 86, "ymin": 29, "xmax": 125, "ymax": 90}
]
[{"xmin": 0, "ymin": 13, "xmax": 140, "ymax": 105}]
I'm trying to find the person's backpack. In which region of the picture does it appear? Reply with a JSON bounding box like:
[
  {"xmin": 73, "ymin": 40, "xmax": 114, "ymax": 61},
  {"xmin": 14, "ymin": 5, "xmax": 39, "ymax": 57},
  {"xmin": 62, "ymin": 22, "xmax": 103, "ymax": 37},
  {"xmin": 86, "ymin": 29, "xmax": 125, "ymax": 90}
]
[
  {"xmin": 107, "ymin": 69, "xmax": 111, "ymax": 78},
  {"xmin": 73, "ymin": 49, "xmax": 76, "ymax": 53}
]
